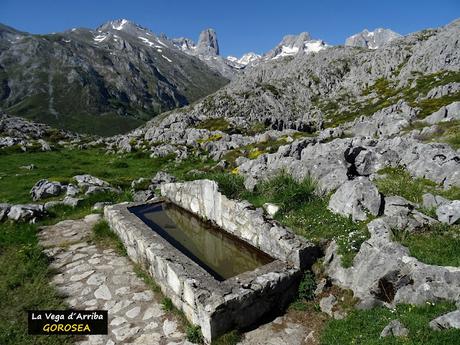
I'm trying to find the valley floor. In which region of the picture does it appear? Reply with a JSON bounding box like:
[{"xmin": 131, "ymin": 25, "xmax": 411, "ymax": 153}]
[{"xmin": 1, "ymin": 148, "xmax": 459, "ymax": 345}]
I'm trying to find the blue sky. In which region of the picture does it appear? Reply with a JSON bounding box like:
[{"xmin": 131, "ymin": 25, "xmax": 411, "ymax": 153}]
[{"xmin": 1, "ymin": 0, "xmax": 459, "ymax": 57}]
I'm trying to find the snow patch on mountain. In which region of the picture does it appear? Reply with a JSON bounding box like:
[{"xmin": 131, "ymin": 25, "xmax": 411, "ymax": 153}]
[
  {"xmin": 227, "ymin": 52, "xmax": 261, "ymax": 67},
  {"xmin": 265, "ymin": 32, "xmax": 330, "ymax": 60},
  {"xmin": 345, "ymin": 28, "xmax": 402, "ymax": 49},
  {"xmin": 112, "ymin": 19, "xmax": 128, "ymax": 31},
  {"xmin": 94, "ymin": 34, "xmax": 108, "ymax": 43}
]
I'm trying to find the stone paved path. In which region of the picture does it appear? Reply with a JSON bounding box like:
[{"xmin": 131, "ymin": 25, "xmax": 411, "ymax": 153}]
[
  {"xmin": 39, "ymin": 214, "xmax": 190, "ymax": 345},
  {"xmin": 39, "ymin": 214, "xmax": 313, "ymax": 345}
]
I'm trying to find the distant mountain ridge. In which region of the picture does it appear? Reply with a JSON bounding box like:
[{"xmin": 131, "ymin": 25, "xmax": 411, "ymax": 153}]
[
  {"xmin": 0, "ymin": 19, "xmax": 228, "ymax": 135},
  {"xmin": 345, "ymin": 28, "xmax": 402, "ymax": 49},
  {"xmin": 0, "ymin": 18, "xmax": 409, "ymax": 136}
]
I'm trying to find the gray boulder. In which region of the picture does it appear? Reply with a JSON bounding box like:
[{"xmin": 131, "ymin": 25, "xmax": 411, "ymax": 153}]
[
  {"xmin": 132, "ymin": 190, "xmax": 156, "ymax": 202},
  {"xmin": 436, "ymin": 200, "xmax": 460, "ymax": 225},
  {"xmin": 85, "ymin": 185, "xmax": 121, "ymax": 196},
  {"xmin": 74, "ymin": 174, "xmax": 110, "ymax": 188},
  {"xmin": 63, "ymin": 196, "xmax": 83, "ymax": 207},
  {"xmin": 0, "ymin": 203, "xmax": 11, "ymax": 221},
  {"xmin": 328, "ymin": 178, "xmax": 382, "ymax": 221},
  {"xmin": 380, "ymin": 320, "xmax": 409, "ymax": 337},
  {"xmin": 150, "ymin": 171, "xmax": 176, "ymax": 190},
  {"xmin": 263, "ymin": 203, "xmax": 280, "ymax": 217},
  {"xmin": 130, "ymin": 177, "xmax": 149, "ymax": 191},
  {"xmin": 65, "ymin": 184, "xmax": 80, "ymax": 197},
  {"xmin": 7, "ymin": 204, "xmax": 45, "ymax": 222},
  {"xmin": 324, "ymin": 218, "xmax": 460, "ymax": 308},
  {"xmin": 92, "ymin": 202, "xmax": 113, "ymax": 211},
  {"xmin": 30, "ymin": 179, "xmax": 64, "ymax": 201},
  {"xmin": 429, "ymin": 310, "xmax": 460, "ymax": 330},
  {"xmin": 319, "ymin": 295, "xmax": 337, "ymax": 317},
  {"xmin": 422, "ymin": 193, "xmax": 450, "ymax": 209},
  {"xmin": 425, "ymin": 101, "xmax": 460, "ymax": 125},
  {"xmin": 74, "ymin": 174, "xmax": 120, "ymax": 196},
  {"xmin": 384, "ymin": 196, "xmax": 437, "ymax": 231},
  {"xmin": 44, "ymin": 200, "xmax": 65, "ymax": 210}
]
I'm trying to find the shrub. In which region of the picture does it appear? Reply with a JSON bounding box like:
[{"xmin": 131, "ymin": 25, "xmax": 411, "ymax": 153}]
[
  {"xmin": 211, "ymin": 331, "xmax": 241, "ymax": 345},
  {"xmin": 255, "ymin": 173, "xmax": 316, "ymax": 212},
  {"xmin": 298, "ymin": 271, "xmax": 317, "ymax": 301},
  {"xmin": 186, "ymin": 325, "xmax": 203, "ymax": 344},
  {"xmin": 161, "ymin": 297, "xmax": 174, "ymax": 311}
]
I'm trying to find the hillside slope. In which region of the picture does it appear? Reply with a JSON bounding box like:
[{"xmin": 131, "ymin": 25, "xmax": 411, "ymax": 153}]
[{"xmin": 0, "ymin": 20, "xmax": 228, "ymax": 136}]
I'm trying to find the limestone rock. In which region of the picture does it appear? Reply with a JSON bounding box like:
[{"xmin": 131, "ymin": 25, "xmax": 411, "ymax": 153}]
[
  {"xmin": 63, "ymin": 196, "xmax": 84, "ymax": 208},
  {"xmin": 0, "ymin": 203, "xmax": 11, "ymax": 221},
  {"xmin": 429, "ymin": 310, "xmax": 460, "ymax": 330},
  {"xmin": 74, "ymin": 174, "xmax": 110, "ymax": 188},
  {"xmin": 425, "ymin": 101, "xmax": 460, "ymax": 125},
  {"xmin": 319, "ymin": 295, "xmax": 337, "ymax": 317},
  {"xmin": 30, "ymin": 179, "xmax": 64, "ymax": 201},
  {"xmin": 436, "ymin": 200, "xmax": 460, "ymax": 225},
  {"xmin": 93, "ymin": 202, "xmax": 113, "ymax": 211},
  {"xmin": 422, "ymin": 193, "xmax": 449, "ymax": 209},
  {"xmin": 263, "ymin": 203, "xmax": 280, "ymax": 217},
  {"xmin": 383, "ymin": 196, "xmax": 436, "ymax": 231},
  {"xmin": 7, "ymin": 204, "xmax": 46, "ymax": 222},
  {"xmin": 133, "ymin": 190, "xmax": 155, "ymax": 202},
  {"xmin": 380, "ymin": 320, "xmax": 409, "ymax": 337},
  {"xmin": 150, "ymin": 171, "xmax": 176, "ymax": 189},
  {"xmin": 328, "ymin": 178, "xmax": 382, "ymax": 221}
]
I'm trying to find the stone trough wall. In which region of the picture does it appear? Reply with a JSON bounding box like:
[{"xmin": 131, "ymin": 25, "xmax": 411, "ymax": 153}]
[
  {"xmin": 104, "ymin": 180, "xmax": 320, "ymax": 342},
  {"xmin": 105, "ymin": 201, "xmax": 304, "ymax": 342},
  {"xmin": 160, "ymin": 179, "xmax": 319, "ymax": 269}
]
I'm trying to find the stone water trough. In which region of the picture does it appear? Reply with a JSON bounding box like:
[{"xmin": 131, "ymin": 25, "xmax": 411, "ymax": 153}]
[{"xmin": 104, "ymin": 179, "xmax": 319, "ymax": 343}]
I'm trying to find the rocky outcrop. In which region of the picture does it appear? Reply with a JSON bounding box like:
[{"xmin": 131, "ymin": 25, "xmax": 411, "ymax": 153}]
[
  {"xmin": 436, "ymin": 200, "xmax": 460, "ymax": 225},
  {"xmin": 380, "ymin": 320, "xmax": 409, "ymax": 337},
  {"xmin": 30, "ymin": 179, "xmax": 65, "ymax": 201},
  {"xmin": 196, "ymin": 28, "xmax": 219, "ymax": 56},
  {"xmin": 0, "ymin": 203, "xmax": 11, "ymax": 221},
  {"xmin": 345, "ymin": 28, "xmax": 401, "ymax": 49},
  {"xmin": 7, "ymin": 204, "xmax": 46, "ymax": 222},
  {"xmin": 74, "ymin": 174, "xmax": 121, "ymax": 195},
  {"xmin": 383, "ymin": 196, "xmax": 436, "ymax": 231},
  {"xmin": 324, "ymin": 218, "xmax": 460, "ymax": 308},
  {"xmin": 328, "ymin": 178, "xmax": 382, "ymax": 221},
  {"xmin": 425, "ymin": 101, "xmax": 460, "ymax": 125},
  {"xmin": 236, "ymin": 134, "xmax": 460, "ymax": 196},
  {"xmin": 429, "ymin": 310, "xmax": 460, "ymax": 330}
]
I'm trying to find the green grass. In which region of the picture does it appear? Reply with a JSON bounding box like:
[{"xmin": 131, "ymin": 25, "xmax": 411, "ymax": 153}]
[
  {"xmin": 0, "ymin": 222, "xmax": 72, "ymax": 345},
  {"xmin": 222, "ymin": 138, "xmax": 289, "ymax": 166},
  {"xmin": 211, "ymin": 331, "xmax": 241, "ymax": 345},
  {"xmin": 320, "ymin": 302, "xmax": 460, "ymax": 345},
  {"xmin": 92, "ymin": 220, "xmax": 127, "ymax": 256},
  {"xmin": 277, "ymin": 198, "xmax": 369, "ymax": 267},
  {"xmin": 322, "ymin": 71, "xmax": 460, "ymax": 128},
  {"xmin": 186, "ymin": 325, "xmax": 204, "ymax": 344},
  {"xmin": 0, "ymin": 148, "xmax": 216, "ymax": 345},
  {"xmin": 410, "ymin": 119, "xmax": 460, "ymax": 149},
  {"xmin": 392, "ymin": 223, "xmax": 460, "ymax": 267},
  {"xmin": 195, "ymin": 117, "xmax": 231, "ymax": 132},
  {"xmin": 0, "ymin": 183, "xmax": 145, "ymax": 345},
  {"xmin": 0, "ymin": 148, "xmax": 174, "ymax": 204},
  {"xmin": 375, "ymin": 166, "xmax": 460, "ymax": 203},
  {"xmin": 198, "ymin": 172, "xmax": 369, "ymax": 267},
  {"xmin": 0, "ymin": 149, "xmax": 217, "ymax": 203}
]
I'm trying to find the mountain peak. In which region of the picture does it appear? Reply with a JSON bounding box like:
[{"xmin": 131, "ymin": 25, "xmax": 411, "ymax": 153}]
[
  {"xmin": 197, "ymin": 28, "xmax": 219, "ymax": 56},
  {"xmin": 96, "ymin": 19, "xmax": 151, "ymax": 36},
  {"xmin": 345, "ymin": 28, "xmax": 401, "ymax": 49},
  {"xmin": 265, "ymin": 32, "xmax": 329, "ymax": 59}
]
